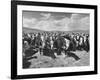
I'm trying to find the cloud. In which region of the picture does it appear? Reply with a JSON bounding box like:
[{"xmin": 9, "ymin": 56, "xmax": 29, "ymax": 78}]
[
  {"xmin": 71, "ymin": 14, "xmax": 88, "ymax": 20},
  {"xmin": 40, "ymin": 13, "xmax": 52, "ymax": 20},
  {"xmin": 68, "ymin": 14, "xmax": 90, "ymax": 31},
  {"xmin": 34, "ymin": 17, "xmax": 70, "ymax": 31},
  {"xmin": 23, "ymin": 13, "xmax": 90, "ymax": 31},
  {"xmin": 53, "ymin": 17, "xmax": 70, "ymax": 31},
  {"xmin": 79, "ymin": 16, "xmax": 90, "ymax": 30},
  {"xmin": 23, "ymin": 17, "xmax": 37, "ymax": 27}
]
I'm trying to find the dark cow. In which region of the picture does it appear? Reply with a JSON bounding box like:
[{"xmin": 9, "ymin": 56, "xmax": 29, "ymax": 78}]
[
  {"xmin": 53, "ymin": 35, "xmax": 66, "ymax": 55},
  {"xmin": 83, "ymin": 36, "xmax": 90, "ymax": 52},
  {"xmin": 23, "ymin": 46, "xmax": 39, "ymax": 68}
]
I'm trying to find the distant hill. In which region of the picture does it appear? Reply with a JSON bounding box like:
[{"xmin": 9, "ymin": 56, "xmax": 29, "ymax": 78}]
[
  {"xmin": 23, "ymin": 27, "xmax": 43, "ymax": 33},
  {"xmin": 23, "ymin": 27, "xmax": 89, "ymax": 34}
]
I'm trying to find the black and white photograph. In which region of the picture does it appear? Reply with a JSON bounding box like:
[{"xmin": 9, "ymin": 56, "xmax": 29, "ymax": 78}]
[
  {"xmin": 22, "ymin": 11, "xmax": 90, "ymax": 69},
  {"xmin": 11, "ymin": 1, "xmax": 97, "ymax": 79}
]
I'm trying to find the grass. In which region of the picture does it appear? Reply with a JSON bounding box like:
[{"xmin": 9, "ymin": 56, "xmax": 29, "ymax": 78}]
[{"xmin": 26, "ymin": 50, "xmax": 90, "ymax": 68}]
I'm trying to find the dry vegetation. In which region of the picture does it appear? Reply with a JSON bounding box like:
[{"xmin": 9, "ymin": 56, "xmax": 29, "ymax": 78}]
[{"xmin": 28, "ymin": 51, "xmax": 89, "ymax": 68}]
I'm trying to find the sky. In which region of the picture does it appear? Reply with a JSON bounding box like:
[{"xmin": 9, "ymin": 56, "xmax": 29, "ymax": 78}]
[{"xmin": 23, "ymin": 11, "xmax": 90, "ymax": 31}]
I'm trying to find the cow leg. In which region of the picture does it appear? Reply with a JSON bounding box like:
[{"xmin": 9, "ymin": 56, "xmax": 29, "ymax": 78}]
[
  {"xmin": 50, "ymin": 52, "xmax": 56, "ymax": 59},
  {"xmin": 65, "ymin": 51, "xmax": 80, "ymax": 60},
  {"xmin": 57, "ymin": 48, "xmax": 62, "ymax": 55},
  {"xmin": 39, "ymin": 47, "xmax": 42, "ymax": 55}
]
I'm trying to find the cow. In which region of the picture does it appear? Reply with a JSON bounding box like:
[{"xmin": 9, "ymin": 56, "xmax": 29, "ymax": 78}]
[
  {"xmin": 53, "ymin": 34, "xmax": 66, "ymax": 55},
  {"xmin": 83, "ymin": 35, "xmax": 90, "ymax": 52},
  {"xmin": 43, "ymin": 38, "xmax": 56, "ymax": 59},
  {"xmin": 22, "ymin": 32, "xmax": 90, "ymax": 63}
]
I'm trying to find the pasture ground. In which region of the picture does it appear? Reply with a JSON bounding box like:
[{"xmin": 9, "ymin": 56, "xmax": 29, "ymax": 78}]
[{"xmin": 26, "ymin": 50, "xmax": 90, "ymax": 68}]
